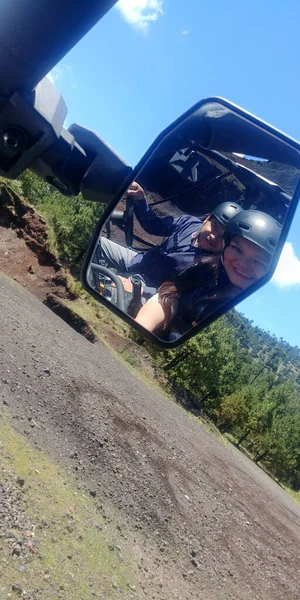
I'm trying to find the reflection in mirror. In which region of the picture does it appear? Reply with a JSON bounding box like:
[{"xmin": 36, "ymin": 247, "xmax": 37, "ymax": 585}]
[{"xmin": 86, "ymin": 100, "xmax": 300, "ymax": 344}]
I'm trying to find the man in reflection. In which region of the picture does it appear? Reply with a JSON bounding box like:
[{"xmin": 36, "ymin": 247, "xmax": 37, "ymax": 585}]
[
  {"xmin": 135, "ymin": 210, "xmax": 281, "ymax": 337},
  {"xmin": 98, "ymin": 182, "xmax": 242, "ymax": 300}
]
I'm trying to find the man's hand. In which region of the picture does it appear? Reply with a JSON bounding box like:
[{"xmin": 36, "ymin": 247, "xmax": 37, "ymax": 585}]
[
  {"xmin": 111, "ymin": 275, "xmax": 144, "ymax": 295},
  {"xmin": 118, "ymin": 276, "xmax": 133, "ymax": 293},
  {"xmin": 126, "ymin": 181, "xmax": 145, "ymax": 201}
]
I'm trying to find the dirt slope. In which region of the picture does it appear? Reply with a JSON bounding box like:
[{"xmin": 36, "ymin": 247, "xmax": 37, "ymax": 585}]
[
  {"xmin": 0, "ymin": 183, "xmax": 71, "ymax": 303},
  {"xmin": 0, "ymin": 275, "xmax": 299, "ymax": 600}
]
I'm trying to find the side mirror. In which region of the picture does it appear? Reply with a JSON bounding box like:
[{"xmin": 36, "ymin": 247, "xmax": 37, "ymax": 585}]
[{"xmin": 81, "ymin": 97, "xmax": 300, "ymax": 347}]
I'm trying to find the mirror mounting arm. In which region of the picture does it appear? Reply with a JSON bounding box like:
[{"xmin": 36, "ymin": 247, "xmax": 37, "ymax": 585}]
[
  {"xmin": 31, "ymin": 122, "xmax": 133, "ymax": 201},
  {"xmin": 0, "ymin": 77, "xmax": 132, "ymax": 202}
]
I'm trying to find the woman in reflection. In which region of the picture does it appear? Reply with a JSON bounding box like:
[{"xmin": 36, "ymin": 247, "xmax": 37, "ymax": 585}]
[{"xmin": 135, "ymin": 210, "xmax": 281, "ymax": 336}]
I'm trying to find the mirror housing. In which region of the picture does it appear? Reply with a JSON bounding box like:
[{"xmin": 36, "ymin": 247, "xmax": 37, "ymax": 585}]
[{"xmin": 81, "ymin": 97, "xmax": 300, "ymax": 347}]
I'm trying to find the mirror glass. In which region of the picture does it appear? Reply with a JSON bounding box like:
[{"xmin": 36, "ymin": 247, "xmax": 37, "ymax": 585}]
[{"xmin": 85, "ymin": 100, "xmax": 300, "ymax": 344}]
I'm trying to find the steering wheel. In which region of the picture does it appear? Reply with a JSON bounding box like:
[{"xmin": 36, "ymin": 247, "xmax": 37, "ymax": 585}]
[{"xmin": 90, "ymin": 263, "xmax": 126, "ymax": 312}]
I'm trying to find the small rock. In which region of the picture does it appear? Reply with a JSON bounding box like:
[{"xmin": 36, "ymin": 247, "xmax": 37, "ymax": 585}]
[
  {"xmin": 11, "ymin": 584, "xmax": 23, "ymax": 596},
  {"xmin": 38, "ymin": 369, "xmax": 51, "ymax": 378},
  {"xmin": 18, "ymin": 566, "xmax": 26, "ymax": 573},
  {"xmin": 12, "ymin": 544, "xmax": 22, "ymax": 557},
  {"xmin": 89, "ymin": 490, "xmax": 97, "ymax": 498}
]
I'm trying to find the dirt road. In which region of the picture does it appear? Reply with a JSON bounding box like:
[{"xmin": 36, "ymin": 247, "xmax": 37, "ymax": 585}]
[{"xmin": 0, "ymin": 274, "xmax": 299, "ymax": 600}]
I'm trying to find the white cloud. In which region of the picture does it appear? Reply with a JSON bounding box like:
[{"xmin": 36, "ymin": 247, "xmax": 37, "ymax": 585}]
[
  {"xmin": 46, "ymin": 64, "xmax": 77, "ymax": 89},
  {"xmin": 117, "ymin": 0, "xmax": 163, "ymax": 31},
  {"xmin": 47, "ymin": 67, "xmax": 61, "ymax": 85},
  {"xmin": 271, "ymin": 242, "xmax": 300, "ymax": 289},
  {"xmin": 181, "ymin": 29, "xmax": 191, "ymax": 36}
]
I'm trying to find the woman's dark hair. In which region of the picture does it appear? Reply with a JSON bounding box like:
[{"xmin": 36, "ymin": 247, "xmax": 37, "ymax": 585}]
[{"xmin": 158, "ymin": 254, "xmax": 222, "ymax": 328}]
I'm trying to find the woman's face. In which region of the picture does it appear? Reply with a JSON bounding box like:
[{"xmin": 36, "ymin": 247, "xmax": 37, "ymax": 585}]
[{"xmin": 224, "ymin": 236, "xmax": 270, "ymax": 289}]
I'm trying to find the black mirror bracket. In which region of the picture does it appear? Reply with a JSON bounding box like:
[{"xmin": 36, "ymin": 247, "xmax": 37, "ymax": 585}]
[
  {"xmin": 0, "ymin": 76, "xmax": 132, "ymax": 202},
  {"xmin": 0, "ymin": 77, "xmax": 67, "ymax": 179}
]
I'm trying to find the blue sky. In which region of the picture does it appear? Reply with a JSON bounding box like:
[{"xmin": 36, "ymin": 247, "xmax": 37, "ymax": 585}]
[{"xmin": 48, "ymin": 0, "xmax": 300, "ymax": 348}]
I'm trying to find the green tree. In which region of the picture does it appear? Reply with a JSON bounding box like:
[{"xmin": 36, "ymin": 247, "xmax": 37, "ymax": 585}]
[
  {"xmin": 217, "ymin": 389, "xmax": 248, "ymax": 433},
  {"xmin": 18, "ymin": 170, "xmax": 105, "ymax": 264}
]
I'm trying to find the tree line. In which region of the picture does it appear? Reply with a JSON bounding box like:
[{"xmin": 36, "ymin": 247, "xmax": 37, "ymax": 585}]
[{"xmin": 143, "ymin": 311, "xmax": 300, "ymax": 490}]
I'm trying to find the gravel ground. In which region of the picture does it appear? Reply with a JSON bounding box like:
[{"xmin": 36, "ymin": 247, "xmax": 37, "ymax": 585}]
[{"xmin": 0, "ymin": 274, "xmax": 300, "ymax": 600}]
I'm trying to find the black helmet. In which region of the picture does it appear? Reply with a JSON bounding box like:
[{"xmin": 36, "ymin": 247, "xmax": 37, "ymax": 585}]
[
  {"xmin": 210, "ymin": 202, "xmax": 243, "ymax": 226},
  {"xmin": 224, "ymin": 210, "xmax": 281, "ymax": 255}
]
